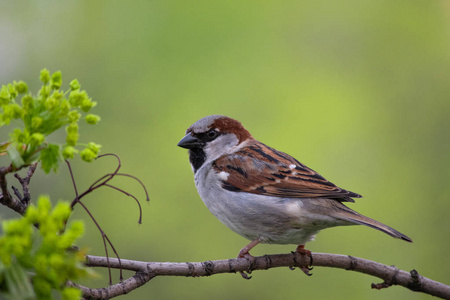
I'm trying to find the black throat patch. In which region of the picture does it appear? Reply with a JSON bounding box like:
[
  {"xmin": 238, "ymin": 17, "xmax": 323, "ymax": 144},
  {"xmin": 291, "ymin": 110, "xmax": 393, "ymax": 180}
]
[{"xmin": 189, "ymin": 148, "xmax": 206, "ymax": 173}]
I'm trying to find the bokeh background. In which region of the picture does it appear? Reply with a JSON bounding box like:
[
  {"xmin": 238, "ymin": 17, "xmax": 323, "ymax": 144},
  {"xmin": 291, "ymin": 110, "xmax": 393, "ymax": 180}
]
[{"xmin": 1, "ymin": 1, "xmax": 449, "ymax": 299}]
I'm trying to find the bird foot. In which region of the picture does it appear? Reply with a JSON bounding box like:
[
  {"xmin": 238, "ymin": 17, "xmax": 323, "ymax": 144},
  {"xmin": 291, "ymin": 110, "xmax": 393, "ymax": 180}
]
[
  {"xmin": 236, "ymin": 240, "xmax": 260, "ymax": 279},
  {"xmin": 294, "ymin": 245, "xmax": 313, "ymax": 276},
  {"xmin": 237, "ymin": 251, "xmax": 255, "ymax": 279}
]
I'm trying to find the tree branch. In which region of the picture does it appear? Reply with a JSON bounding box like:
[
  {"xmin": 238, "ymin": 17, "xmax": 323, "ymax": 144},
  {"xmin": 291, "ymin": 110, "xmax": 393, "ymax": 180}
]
[
  {"xmin": 2, "ymin": 162, "xmax": 448, "ymax": 299},
  {"xmin": 13, "ymin": 162, "xmax": 38, "ymax": 205},
  {"xmin": 67, "ymin": 272, "xmax": 155, "ymax": 300},
  {"xmin": 0, "ymin": 164, "xmax": 27, "ymax": 215},
  {"xmin": 81, "ymin": 253, "xmax": 450, "ymax": 299}
]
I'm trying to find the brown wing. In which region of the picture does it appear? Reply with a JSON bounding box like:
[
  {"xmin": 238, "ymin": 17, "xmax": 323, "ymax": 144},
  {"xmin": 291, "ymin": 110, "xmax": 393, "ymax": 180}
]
[{"xmin": 212, "ymin": 142, "xmax": 362, "ymax": 202}]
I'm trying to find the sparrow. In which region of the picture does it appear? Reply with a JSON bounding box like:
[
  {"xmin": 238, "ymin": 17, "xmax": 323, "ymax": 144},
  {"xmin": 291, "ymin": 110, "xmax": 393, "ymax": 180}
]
[{"xmin": 177, "ymin": 115, "xmax": 412, "ymax": 277}]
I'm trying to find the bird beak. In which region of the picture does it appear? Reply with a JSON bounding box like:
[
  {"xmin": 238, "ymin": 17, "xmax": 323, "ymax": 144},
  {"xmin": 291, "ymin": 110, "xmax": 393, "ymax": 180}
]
[{"xmin": 177, "ymin": 132, "xmax": 203, "ymax": 149}]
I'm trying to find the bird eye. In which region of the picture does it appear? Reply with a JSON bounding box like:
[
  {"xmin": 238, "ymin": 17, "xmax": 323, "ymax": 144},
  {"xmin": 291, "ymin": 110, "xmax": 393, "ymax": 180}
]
[{"xmin": 207, "ymin": 129, "xmax": 218, "ymax": 140}]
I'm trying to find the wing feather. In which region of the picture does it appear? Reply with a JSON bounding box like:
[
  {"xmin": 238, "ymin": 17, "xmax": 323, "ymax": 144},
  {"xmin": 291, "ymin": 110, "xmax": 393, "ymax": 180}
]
[{"xmin": 213, "ymin": 142, "xmax": 361, "ymax": 202}]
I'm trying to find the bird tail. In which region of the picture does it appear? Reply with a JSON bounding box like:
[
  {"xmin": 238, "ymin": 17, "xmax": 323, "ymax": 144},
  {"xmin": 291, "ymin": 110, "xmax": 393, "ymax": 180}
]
[{"xmin": 335, "ymin": 203, "xmax": 413, "ymax": 243}]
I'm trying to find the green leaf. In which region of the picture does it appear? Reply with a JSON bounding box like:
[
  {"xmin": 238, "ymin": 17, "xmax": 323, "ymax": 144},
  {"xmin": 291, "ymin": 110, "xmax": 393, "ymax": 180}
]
[
  {"xmin": 62, "ymin": 287, "xmax": 82, "ymax": 300},
  {"xmin": 30, "ymin": 133, "xmax": 44, "ymax": 146},
  {"xmin": 0, "ymin": 141, "xmax": 10, "ymax": 156},
  {"xmin": 13, "ymin": 81, "xmax": 28, "ymax": 94},
  {"xmin": 40, "ymin": 144, "xmax": 60, "ymax": 174},
  {"xmin": 21, "ymin": 95, "xmax": 34, "ymax": 112},
  {"xmin": 85, "ymin": 114, "xmax": 101, "ymax": 125},
  {"xmin": 4, "ymin": 263, "xmax": 35, "ymax": 300},
  {"xmin": 0, "ymin": 85, "xmax": 12, "ymax": 105},
  {"xmin": 87, "ymin": 142, "xmax": 101, "ymax": 155},
  {"xmin": 1, "ymin": 69, "xmax": 101, "ymax": 172},
  {"xmin": 68, "ymin": 111, "xmax": 81, "ymax": 123},
  {"xmin": 7, "ymin": 148, "xmax": 25, "ymax": 170},
  {"xmin": 50, "ymin": 71, "xmax": 62, "ymax": 90},
  {"xmin": 62, "ymin": 146, "xmax": 78, "ymax": 159},
  {"xmin": 80, "ymin": 148, "xmax": 95, "ymax": 162},
  {"xmin": 39, "ymin": 69, "xmax": 50, "ymax": 84},
  {"xmin": 69, "ymin": 79, "xmax": 80, "ymax": 91}
]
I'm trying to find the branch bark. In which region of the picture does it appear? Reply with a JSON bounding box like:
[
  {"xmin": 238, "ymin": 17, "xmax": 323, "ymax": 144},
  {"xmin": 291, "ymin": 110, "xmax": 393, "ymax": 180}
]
[
  {"xmin": 81, "ymin": 253, "xmax": 450, "ymax": 299},
  {"xmin": 0, "ymin": 165, "xmax": 27, "ymax": 215}
]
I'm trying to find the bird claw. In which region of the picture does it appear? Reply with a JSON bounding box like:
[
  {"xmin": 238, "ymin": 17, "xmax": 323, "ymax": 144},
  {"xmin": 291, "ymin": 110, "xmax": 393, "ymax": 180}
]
[
  {"xmin": 299, "ymin": 266, "xmax": 313, "ymax": 276},
  {"xmin": 292, "ymin": 245, "xmax": 314, "ymax": 276},
  {"xmin": 239, "ymin": 271, "xmax": 252, "ymax": 279},
  {"xmin": 238, "ymin": 252, "xmax": 255, "ymax": 279}
]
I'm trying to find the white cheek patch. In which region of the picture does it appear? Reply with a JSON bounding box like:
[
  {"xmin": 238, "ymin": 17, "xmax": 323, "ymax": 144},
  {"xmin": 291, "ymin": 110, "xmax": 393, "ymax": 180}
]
[
  {"xmin": 204, "ymin": 134, "xmax": 240, "ymax": 162},
  {"xmin": 218, "ymin": 171, "xmax": 230, "ymax": 181}
]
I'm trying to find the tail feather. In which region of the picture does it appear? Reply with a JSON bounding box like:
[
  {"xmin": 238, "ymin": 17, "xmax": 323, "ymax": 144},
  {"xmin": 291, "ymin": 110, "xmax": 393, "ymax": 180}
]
[
  {"xmin": 346, "ymin": 215, "xmax": 413, "ymax": 243},
  {"xmin": 334, "ymin": 203, "xmax": 413, "ymax": 243}
]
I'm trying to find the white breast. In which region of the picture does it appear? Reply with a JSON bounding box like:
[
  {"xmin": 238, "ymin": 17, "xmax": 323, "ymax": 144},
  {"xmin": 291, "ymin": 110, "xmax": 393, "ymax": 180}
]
[{"xmin": 193, "ymin": 163, "xmax": 341, "ymax": 245}]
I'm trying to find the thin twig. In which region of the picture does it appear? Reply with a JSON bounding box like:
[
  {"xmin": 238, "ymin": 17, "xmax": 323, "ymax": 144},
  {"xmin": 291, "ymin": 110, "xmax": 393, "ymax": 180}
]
[
  {"xmin": 104, "ymin": 184, "xmax": 143, "ymax": 224},
  {"xmin": 65, "ymin": 160, "xmax": 79, "ymax": 198},
  {"xmin": 115, "ymin": 173, "xmax": 150, "ymax": 202},
  {"xmin": 65, "ymin": 155, "xmax": 149, "ymax": 284},
  {"xmin": 11, "ymin": 185, "xmax": 23, "ymax": 201},
  {"xmin": 73, "ymin": 199, "xmax": 121, "ymax": 284},
  {"xmin": 85, "ymin": 153, "xmax": 122, "ymax": 191},
  {"xmin": 14, "ymin": 162, "xmax": 38, "ymax": 204}
]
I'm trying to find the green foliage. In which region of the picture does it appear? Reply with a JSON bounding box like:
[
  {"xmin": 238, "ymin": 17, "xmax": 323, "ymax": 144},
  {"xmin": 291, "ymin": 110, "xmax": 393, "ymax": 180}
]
[
  {"xmin": 0, "ymin": 196, "xmax": 90, "ymax": 300},
  {"xmin": 0, "ymin": 69, "xmax": 102, "ymax": 173}
]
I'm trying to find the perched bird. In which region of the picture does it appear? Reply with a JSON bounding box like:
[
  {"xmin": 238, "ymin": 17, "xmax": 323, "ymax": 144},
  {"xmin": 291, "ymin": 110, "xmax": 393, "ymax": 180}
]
[{"xmin": 177, "ymin": 115, "xmax": 412, "ymax": 276}]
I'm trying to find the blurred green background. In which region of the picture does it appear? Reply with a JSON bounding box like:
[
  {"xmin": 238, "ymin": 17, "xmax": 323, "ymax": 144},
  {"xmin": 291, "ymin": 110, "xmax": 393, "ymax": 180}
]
[{"xmin": 1, "ymin": 1, "xmax": 449, "ymax": 299}]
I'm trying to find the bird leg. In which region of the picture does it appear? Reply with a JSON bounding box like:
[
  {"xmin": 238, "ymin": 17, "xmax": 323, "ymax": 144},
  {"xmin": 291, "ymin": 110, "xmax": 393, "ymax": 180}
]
[
  {"xmin": 237, "ymin": 240, "xmax": 260, "ymax": 279},
  {"xmin": 295, "ymin": 244, "xmax": 313, "ymax": 276}
]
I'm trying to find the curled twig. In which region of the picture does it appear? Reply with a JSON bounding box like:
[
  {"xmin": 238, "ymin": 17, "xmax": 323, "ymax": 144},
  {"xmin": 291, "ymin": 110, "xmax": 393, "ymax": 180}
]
[
  {"xmin": 103, "ymin": 184, "xmax": 143, "ymax": 224},
  {"xmin": 65, "ymin": 154, "xmax": 148, "ymax": 284}
]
